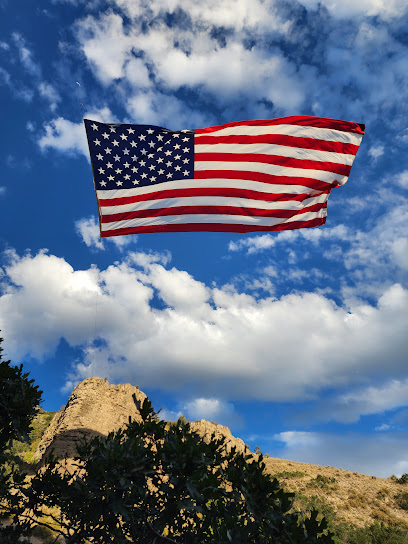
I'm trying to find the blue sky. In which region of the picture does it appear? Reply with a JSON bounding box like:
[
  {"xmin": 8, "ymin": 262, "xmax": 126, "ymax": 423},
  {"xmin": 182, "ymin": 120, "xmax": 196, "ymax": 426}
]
[{"xmin": 1, "ymin": 0, "xmax": 407, "ymax": 478}]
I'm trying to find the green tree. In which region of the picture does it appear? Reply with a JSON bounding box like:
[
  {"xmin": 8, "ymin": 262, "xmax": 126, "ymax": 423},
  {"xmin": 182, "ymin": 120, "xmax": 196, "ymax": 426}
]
[
  {"xmin": 0, "ymin": 333, "xmax": 43, "ymax": 542},
  {"xmin": 0, "ymin": 335, "xmax": 43, "ymax": 451},
  {"xmin": 11, "ymin": 395, "xmax": 334, "ymax": 544}
]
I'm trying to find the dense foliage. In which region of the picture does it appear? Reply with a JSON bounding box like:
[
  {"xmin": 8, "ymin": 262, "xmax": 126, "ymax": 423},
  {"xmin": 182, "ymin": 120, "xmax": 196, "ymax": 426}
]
[
  {"xmin": 1, "ymin": 333, "xmax": 404, "ymax": 543},
  {"xmin": 0, "ymin": 335, "xmax": 42, "ymax": 451},
  {"xmin": 0, "ymin": 333, "xmax": 43, "ymax": 542},
  {"xmin": 3, "ymin": 394, "xmax": 334, "ymax": 543}
]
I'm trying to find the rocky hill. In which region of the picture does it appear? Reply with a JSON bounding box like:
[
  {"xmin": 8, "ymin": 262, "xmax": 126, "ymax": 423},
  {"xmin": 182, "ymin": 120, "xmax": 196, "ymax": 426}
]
[
  {"xmin": 33, "ymin": 378, "xmax": 147, "ymax": 462},
  {"xmin": 34, "ymin": 378, "xmax": 249, "ymax": 463},
  {"xmin": 33, "ymin": 378, "xmax": 408, "ymax": 534}
]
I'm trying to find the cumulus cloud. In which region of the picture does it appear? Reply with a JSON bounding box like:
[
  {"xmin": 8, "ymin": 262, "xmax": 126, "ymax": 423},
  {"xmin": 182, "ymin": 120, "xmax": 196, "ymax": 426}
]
[
  {"xmin": 229, "ymin": 224, "xmax": 352, "ymax": 254},
  {"xmin": 229, "ymin": 200, "xmax": 408, "ymax": 299},
  {"xmin": 310, "ymin": 378, "xmax": 408, "ymax": 424},
  {"xmin": 39, "ymin": 81, "xmax": 61, "ymax": 111},
  {"xmin": 0, "ymin": 66, "xmax": 11, "ymax": 86},
  {"xmin": 75, "ymin": 216, "xmax": 104, "ymax": 250},
  {"xmin": 38, "ymin": 117, "xmax": 88, "ymax": 156},
  {"xmin": 394, "ymin": 170, "xmax": 408, "ymax": 189},
  {"xmin": 273, "ymin": 430, "xmax": 408, "ymax": 477},
  {"xmin": 65, "ymin": 0, "xmax": 408, "ymax": 134},
  {"xmin": 12, "ymin": 32, "xmax": 41, "ymax": 77},
  {"xmin": 77, "ymin": 12, "xmax": 134, "ymax": 84},
  {"xmin": 340, "ymin": 203, "xmax": 408, "ymax": 293},
  {"xmin": 368, "ymin": 145, "xmax": 384, "ymax": 161},
  {"xmin": 75, "ymin": 216, "xmax": 133, "ymax": 251},
  {"xmin": 39, "ymin": 107, "xmax": 114, "ymax": 156},
  {"xmin": 297, "ymin": 0, "xmax": 408, "ymax": 20},
  {"xmin": 0, "ymin": 250, "xmax": 407, "ymax": 406},
  {"xmin": 375, "ymin": 423, "xmax": 391, "ymax": 432},
  {"xmin": 73, "ymin": 4, "xmax": 305, "ymax": 119},
  {"xmin": 182, "ymin": 397, "xmax": 243, "ymax": 427},
  {"xmin": 337, "ymin": 379, "xmax": 408, "ymax": 420}
]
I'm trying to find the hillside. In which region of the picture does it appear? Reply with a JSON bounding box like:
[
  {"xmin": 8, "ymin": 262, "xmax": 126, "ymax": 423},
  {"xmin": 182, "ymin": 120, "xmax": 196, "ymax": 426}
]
[{"xmin": 12, "ymin": 378, "xmax": 408, "ymax": 541}]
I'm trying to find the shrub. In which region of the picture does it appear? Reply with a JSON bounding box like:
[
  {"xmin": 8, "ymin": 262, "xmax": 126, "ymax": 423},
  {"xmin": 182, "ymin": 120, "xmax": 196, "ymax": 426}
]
[
  {"xmin": 395, "ymin": 492, "xmax": 408, "ymax": 511},
  {"xmin": 396, "ymin": 474, "xmax": 408, "ymax": 485},
  {"xmin": 0, "ymin": 333, "xmax": 43, "ymax": 543},
  {"xmin": 344, "ymin": 522, "xmax": 408, "ymax": 544},
  {"xmin": 9, "ymin": 396, "xmax": 336, "ymax": 543}
]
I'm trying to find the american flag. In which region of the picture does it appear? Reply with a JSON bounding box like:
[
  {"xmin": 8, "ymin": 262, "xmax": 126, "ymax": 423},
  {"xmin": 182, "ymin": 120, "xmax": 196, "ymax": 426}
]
[{"xmin": 84, "ymin": 116, "xmax": 364, "ymax": 237}]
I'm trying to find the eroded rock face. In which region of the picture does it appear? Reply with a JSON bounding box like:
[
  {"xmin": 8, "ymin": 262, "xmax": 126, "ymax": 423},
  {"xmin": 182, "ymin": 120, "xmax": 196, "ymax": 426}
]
[
  {"xmin": 190, "ymin": 420, "xmax": 249, "ymax": 455},
  {"xmin": 33, "ymin": 377, "xmax": 147, "ymax": 462},
  {"xmin": 34, "ymin": 377, "xmax": 250, "ymax": 464}
]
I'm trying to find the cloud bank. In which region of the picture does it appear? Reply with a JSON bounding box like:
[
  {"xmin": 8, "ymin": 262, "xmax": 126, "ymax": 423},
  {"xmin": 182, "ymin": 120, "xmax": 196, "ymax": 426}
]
[{"xmin": 1, "ymin": 249, "xmax": 406, "ymax": 418}]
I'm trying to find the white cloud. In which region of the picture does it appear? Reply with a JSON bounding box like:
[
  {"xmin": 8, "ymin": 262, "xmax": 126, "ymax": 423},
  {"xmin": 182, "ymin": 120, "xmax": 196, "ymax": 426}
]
[
  {"xmin": 0, "ymin": 67, "xmax": 11, "ymax": 86},
  {"xmin": 158, "ymin": 408, "xmax": 183, "ymax": 422},
  {"xmin": 297, "ymin": 0, "xmax": 408, "ymax": 19},
  {"xmin": 394, "ymin": 170, "xmax": 408, "ymax": 189},
  {"xmin": 0, "ymin": 250, "xmax": 407, "ymax": 405},
  {"xmin": 74, "ymin": 7, "xmax": 305, "ymax": 118},
  {"xmin": 230, "ymin": 202, "xmax": 408, "ymax": 299},
  {"xmin": 12, "ymin": 32, "xmax": 41, "ymax": 77},
  {"xmin": 75, "ymin": 217, "xmax": 104, "ymax": 250},
  {"xmin": 39, "ymin": 81, "xmax": 61, "ymax": 111},
  {"xmin": 340, "ymin": 203, "xmax": 408, "ymax": 292},
  {"xmin": 39, "ymin": 107, "xmax": 114, "ymax": 156},
  {"xmin": 329, "ymin": 379, "xmax": 408, "ymax": 423},
  {"xmin": 63, "ymin": 0, "xmax": 408, "ymax": 133},
  {"xmin": 39, "ymin": 117, "xmax": 87, "ymax": 156},
  {"xmin": 182, "ymin": 397, "xmax": 243, "ymax": 427},
  {"xmin": 229, "ymin": 224, "xmax": 352, "ymax": 254},
  {"xmin": 125, "ymin": 90, "xmax": 209, "ymax": 129},
  {"xmin": 368, "ymin": 145, "xmax": 384, "ymax": 160},
  {"xmin": 0, "ymin": 186, "xmax": 6, "ymax": 196},
  {"xmin": 75, "ymin": 216, "xmax": 133, "ymax": 251},
  {"xmin": 273, "ymin": 430, "xmax": 408, "ymax": 477},
  {"xmin": 77, "ymin": 12, "xmax": 134, "ymax": 84},
  {"xmin": 375, "ymin": 423, "xmax": 391, "ymax": 432}
]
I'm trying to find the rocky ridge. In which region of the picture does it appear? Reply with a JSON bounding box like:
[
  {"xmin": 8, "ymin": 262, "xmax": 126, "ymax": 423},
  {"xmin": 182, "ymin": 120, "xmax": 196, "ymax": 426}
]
[
  {"xmin": 34, "ymin": 377, "xmax": 248, "ymax": 463},
  {"xmin": 33, "ymin": 378, "xmax": 147, "ymax": 461},
  {"xmin": 34, "ymin": 378, "xmax": 408, "ymax": 532}
]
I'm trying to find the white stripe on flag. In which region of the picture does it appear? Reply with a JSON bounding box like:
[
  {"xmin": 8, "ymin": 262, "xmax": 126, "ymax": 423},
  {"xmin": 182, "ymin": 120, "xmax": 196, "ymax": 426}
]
[
  {"xmin": 101, "ymin": 209, "xmax": 328, "ymax": 232},
  {"xmin": 194, "ymin": 143, "xmax": 356, "ymax": 165},
  {"xmin": 199, "ymin": 124, "xmax": 364, "ymax": 145}
]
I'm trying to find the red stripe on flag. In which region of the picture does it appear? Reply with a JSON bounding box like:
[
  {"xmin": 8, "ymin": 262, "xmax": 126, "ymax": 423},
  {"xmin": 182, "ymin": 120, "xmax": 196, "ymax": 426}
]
[
  {"xmin": 101, "ymin": 217, "xmax": 327, "ymax": 236},
  {"xmin": 195, "ymin": 116, "xmax": 365, "ymax": 135},
  {"xmin": 194, "ymin": 134, "xmax": 360, "ymax": 155},
  {"xmin": 100, "ymin": 202, "xmax": 327, "ymax": 223},
  {"xmin": 98, "ymin": 187, "xmax": 331, "ymax": 207},
  {"xmin": 195, "ymin": 153, "xmax": 352, "ymax": 176},
  {"xmin": 194, "ymin": 170, "xmax": 338, "ymax": 190}
]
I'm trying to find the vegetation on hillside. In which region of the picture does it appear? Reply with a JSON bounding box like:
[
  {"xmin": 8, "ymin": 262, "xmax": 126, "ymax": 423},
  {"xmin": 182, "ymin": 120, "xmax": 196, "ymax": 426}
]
[
  {"xmin": 0, "ymin": 333, "xmax": 43, "ymax": 542},
  {"xmin": 2, "ymin": 394, "xmax": 335, "ymax": 543},
  {"xmin": 0, "ymin": 330, "xmax": 408, "ymax": 543},
  {"xmin": 8, "ymin": 408, "xmax": 56, "ymax": 465}
]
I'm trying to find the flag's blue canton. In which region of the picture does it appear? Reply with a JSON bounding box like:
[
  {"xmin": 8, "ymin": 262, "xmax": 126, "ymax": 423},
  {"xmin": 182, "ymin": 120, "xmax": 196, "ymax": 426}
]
[{"xmin": 85, "ymin": 120, "xmax": 194, "ymax": 190}]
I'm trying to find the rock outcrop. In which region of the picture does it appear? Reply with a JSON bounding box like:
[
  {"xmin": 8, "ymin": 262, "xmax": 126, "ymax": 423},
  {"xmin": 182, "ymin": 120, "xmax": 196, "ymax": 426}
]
[
  {"xmin": 34, "ymin": 377, "xmax": 249, "ymax": 463},
  {"xmin": 33, "ymin": 377, "xmax": 147, "ymax": 462},
  {"xmin": 190, "ymin": 419, "xmax": 248, "ymax": 454}
]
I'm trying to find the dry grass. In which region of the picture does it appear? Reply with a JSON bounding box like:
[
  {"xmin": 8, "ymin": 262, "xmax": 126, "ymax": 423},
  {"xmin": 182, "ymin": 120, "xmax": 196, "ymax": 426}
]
[{"xmin": 263, "ymin": 455, "xmax": 408, "ymax": 530}]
